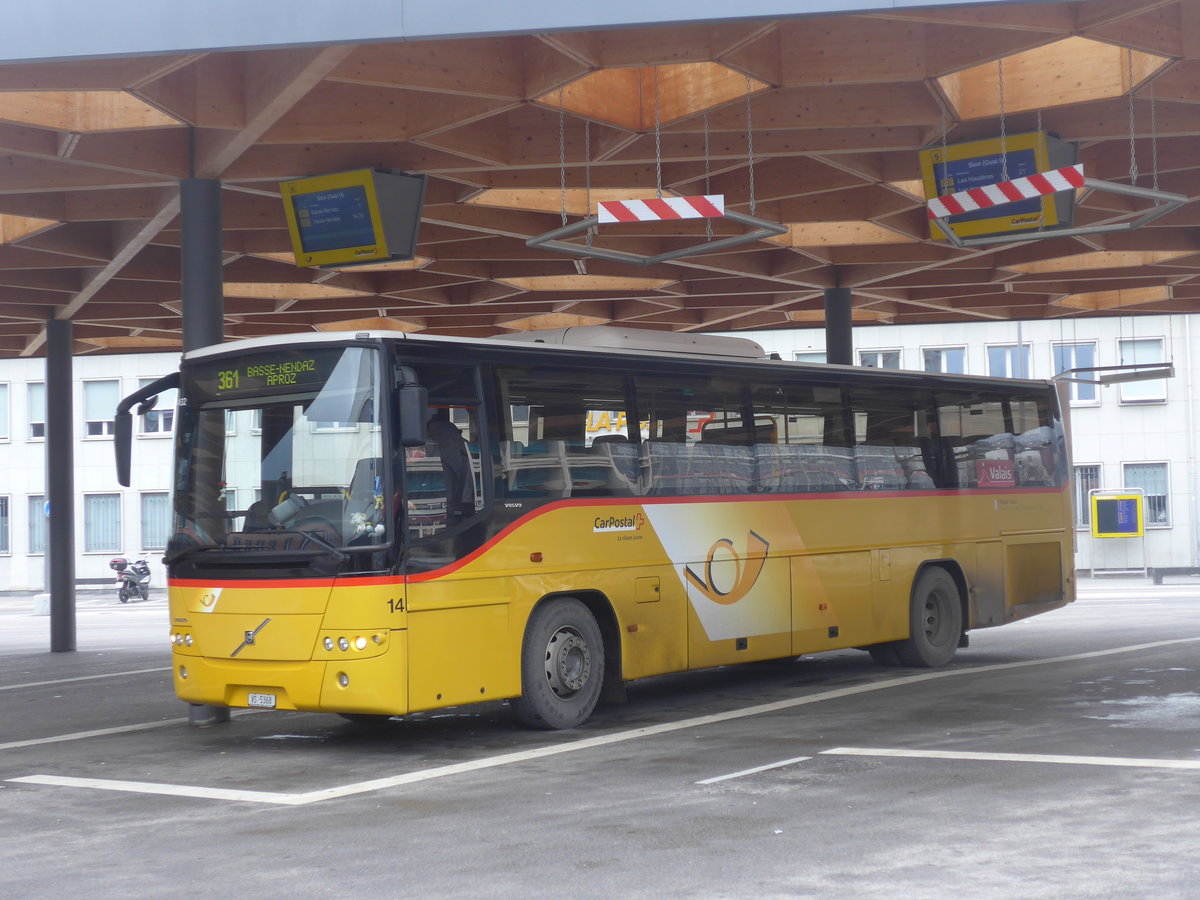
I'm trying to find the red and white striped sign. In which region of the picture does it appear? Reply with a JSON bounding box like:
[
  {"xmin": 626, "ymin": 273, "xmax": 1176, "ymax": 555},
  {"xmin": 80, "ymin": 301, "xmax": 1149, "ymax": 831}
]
[
  {"xmin": 927, "ymin": 164, "xmax": 1085, "ymax": 219},
  {"xmin": 598, "ymin": 194, "xmax": 725, "ymax": 223}
]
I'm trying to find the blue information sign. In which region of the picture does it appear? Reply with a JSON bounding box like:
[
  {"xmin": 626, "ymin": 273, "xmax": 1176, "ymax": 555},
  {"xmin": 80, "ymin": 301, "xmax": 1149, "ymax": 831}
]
[
  {"xmin": 293, "ymin": 185, "xmax": 375, "ymax": 254},
  {"xmin": 933, "ymin": 148, "xmax": 1040, "ymax": 223}
]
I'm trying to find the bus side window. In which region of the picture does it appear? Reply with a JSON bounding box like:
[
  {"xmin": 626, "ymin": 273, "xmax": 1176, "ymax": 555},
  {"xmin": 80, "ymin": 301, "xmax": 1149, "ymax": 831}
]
[
  {"xmin": 936, "ymin": 393, "xmax": 1016, "ymax": 490},
  {"xmin": 749, "ymin": 382, "xmax": 853, "ymax": 493},
  {"xmin": 849, "ymin": 385, "xmax": 939, "ymax": 491},
  {"xmin": 637, "ymin": 374, "xmax": 750, "ymax": 496},
  {"xmin": 497, "ymin": 367, "xmax": 634, "ymax": 499}
]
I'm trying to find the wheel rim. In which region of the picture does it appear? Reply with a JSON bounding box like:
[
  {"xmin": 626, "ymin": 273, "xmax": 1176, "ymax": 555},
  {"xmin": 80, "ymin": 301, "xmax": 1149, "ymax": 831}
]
[
  {"xmin": 543, "ymin": 626, "xmax": 591, "ymax": 700},
  {"xmin": 922, "ymin": 587, "xmax": 955, "ymax": 647}
]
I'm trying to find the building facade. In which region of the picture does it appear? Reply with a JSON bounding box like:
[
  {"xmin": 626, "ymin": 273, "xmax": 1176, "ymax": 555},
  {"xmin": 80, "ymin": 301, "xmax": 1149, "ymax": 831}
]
[
  {"xmin": 1, "ymin": 315, "xmax": 1196, "ymax": 589},
  {"xmin": 0, "ymin": 352, "xmax": 178, "ymax": 591}
]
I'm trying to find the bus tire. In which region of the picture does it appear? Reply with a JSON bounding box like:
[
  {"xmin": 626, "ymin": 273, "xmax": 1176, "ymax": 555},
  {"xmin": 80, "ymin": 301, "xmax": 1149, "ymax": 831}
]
[
  {"xmin": 514, "ymin": 598, "xmax": 604, "ymax": 730},
  {"xmin": 894, "ymin": 566, "xmax": 962, "ymax": 668}
]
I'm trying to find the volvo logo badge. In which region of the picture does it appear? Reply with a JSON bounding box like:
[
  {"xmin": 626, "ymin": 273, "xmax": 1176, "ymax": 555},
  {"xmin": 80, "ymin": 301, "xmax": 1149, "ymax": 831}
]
[{"xmin": 231, "ymin": 617, "xmax": 271, "ymax": 657}]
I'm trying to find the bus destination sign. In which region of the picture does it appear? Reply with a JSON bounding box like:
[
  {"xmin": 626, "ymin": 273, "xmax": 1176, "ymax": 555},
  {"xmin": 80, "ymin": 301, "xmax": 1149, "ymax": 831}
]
[{"xmin": 191, "ymin": 349, "xmax": 341, "ymax": 402}]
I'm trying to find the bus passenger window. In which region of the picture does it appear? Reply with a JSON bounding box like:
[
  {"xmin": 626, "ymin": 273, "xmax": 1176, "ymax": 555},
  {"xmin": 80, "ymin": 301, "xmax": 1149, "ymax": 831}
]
[
  {"xmin": 749, "ymin": 383, "xmax": 853, "ymax": 493},
  {"xmin": 497, "ymin": 367, "xmax": 635, "ymax": 499},
  {"xmin": 848, "ymin": 385, "xmax": 938, "ymax": 491},
  {"xmin": 637, "ymin": 374, "xmax": 751, "ymax": 496}
]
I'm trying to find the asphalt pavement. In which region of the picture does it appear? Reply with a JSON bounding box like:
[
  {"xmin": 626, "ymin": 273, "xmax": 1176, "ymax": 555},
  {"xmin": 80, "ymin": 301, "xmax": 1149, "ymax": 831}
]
[{"xmin": 2, "ymin": 577, "xmax": 1199, "ymax": 898}]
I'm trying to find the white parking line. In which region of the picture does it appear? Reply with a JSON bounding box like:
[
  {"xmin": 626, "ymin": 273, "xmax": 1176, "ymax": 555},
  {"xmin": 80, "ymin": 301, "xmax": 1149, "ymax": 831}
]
[
  {"xmin": 695, "ymin": 756, "xmax": 813, "ymax": 785},
  {"xmin": 9, "ymin": 635, "xmax": 1200, "ymax": 805},
  {"xmin": 0, "ymin": 719, "xmax": 187, "ymax": 752},
  {"xmin": 0, "ymin": 668, "xmax": 170, "ymax": 693},
  {"xmin": 822, "ymin": 747, "xmax": 1200, "ymax": 771}
]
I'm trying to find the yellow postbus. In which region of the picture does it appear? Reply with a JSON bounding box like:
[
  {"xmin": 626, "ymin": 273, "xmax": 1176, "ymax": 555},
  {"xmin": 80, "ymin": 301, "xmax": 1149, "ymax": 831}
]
[{"xmin": 117, "ymin": 326, "xmax": 1074, "ymax": 729}]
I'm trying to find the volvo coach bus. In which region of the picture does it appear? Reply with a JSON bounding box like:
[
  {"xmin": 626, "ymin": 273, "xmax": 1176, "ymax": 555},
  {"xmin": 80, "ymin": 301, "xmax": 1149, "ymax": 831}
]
[{"xmin": 116, "ymin": 326, "xmax": 1074, "ymax": 729}]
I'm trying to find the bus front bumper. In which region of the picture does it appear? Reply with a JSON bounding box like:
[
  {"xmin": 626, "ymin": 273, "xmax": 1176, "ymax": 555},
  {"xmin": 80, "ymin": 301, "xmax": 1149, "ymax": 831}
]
[{"xmin": 171, "ymin": 631, "xmax": 408, "ymax": 716}]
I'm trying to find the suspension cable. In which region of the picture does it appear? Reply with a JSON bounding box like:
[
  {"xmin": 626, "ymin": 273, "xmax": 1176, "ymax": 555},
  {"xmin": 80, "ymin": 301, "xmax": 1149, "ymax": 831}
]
[{"xmin": 745, "ymin": 73, "xmax": 757, "ymax": 216}]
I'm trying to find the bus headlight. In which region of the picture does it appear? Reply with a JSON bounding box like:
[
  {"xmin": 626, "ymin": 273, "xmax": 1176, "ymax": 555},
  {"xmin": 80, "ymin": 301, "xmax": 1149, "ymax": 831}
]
[
  {"xmin": 324, "ymin": 637, "xmax": 335, "ymax": 651},
  {"xmin": 337, "ymin": 637, "xmax": 350, "ymax": 652}
]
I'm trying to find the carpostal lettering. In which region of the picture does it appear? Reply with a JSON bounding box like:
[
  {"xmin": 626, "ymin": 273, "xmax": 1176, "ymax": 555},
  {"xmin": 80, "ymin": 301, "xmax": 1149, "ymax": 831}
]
[{"xmin": 593, "ymin": 513, "xmax": 644, "ymax": 533}]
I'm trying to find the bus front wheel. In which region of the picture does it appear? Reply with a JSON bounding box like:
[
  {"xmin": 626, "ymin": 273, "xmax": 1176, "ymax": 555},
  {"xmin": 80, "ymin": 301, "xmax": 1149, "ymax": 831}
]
[
  {"xmin": 893, "ymin": 567, "xmax": 963, "ymax": 668},
  {"xmin": 514, "ymin": 598, "xmax": 604, "ymax": 730}
]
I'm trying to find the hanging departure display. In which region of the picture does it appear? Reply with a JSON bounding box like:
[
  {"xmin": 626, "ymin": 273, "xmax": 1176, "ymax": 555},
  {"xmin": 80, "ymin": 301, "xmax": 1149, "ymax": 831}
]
[
  {"xmin": 280, "ymin": 169, "xmax": 427, "ymax": 268},
  {"xmin": 919, "ymin": 132, "xmax": 1078, "ymax": 241}
]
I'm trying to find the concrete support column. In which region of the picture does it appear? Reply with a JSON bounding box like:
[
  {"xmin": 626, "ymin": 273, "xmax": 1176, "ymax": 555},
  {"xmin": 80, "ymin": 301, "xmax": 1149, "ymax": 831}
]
[
  {"xmin": 46, "ymin": 318, "xmax": 76, "ymax": 652},
  {"xmin": 823, "ymin": 287, "xmax": 853, "ymax": 366},
  {"xmin": 180, "ymin": 177, "xmax": 231, "ymax": 725},
  {"xmin": 180, "ymin": 178, "xmax": 224, "ymax": 353}
]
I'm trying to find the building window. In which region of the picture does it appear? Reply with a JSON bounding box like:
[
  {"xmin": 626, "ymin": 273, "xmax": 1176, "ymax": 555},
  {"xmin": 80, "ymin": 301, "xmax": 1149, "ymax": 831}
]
[
  {"xmin": 0, "ymin": 496, "xmax": 8, "ymax": 554},
  {"xmin": 987, "ymin": 344, "xmax": 1033, "ymax": 379},
  {"xmin": 1124, "ymin": 462, "xmax": 1169, "ymax": 526},
  {"xmin": 140, "ymin": 492, "xmax": 170, "ymax": 550},
  {"xmin": 923, "ymin": 347, "xmax": 965, "ymax": 374},
  {"xmin": 83, "ymin": 380, "xmax": 120, "ymax": 437},
  {"xmin": 859, "ymin": 349, "xmax": 901, "ymax": 369},
  {"xmin": 794, "ymin": 351, "xmax": 826, "ymax": 364},
  {"xmin": 0, "ymin": 382, "xmax": 8, "ymax": 440},
  {"xmin": 1118, "ymin": 338, "xmax": 1166, "ymax": 402},
  {"xmin": 1053, "ymin": 342, "xmax": 1098, "ymax": 403},
  {"xmin": 138, "ymin": 378, "xmax": 175, "ymax": 436},
  {"xmin": 28, "ymin": 382, "xmax": 45, "ymax": 440},
  {"xmin": 84, "ymin": 493, "xmax": 122, "ymax": 552},
  {"xmin": 1074, "ymin": 465, "xmax": 1100, "ymax": 528},
  {"xmin": 28, "ymin": 495, "xmax": 45, "ymax": 554}
]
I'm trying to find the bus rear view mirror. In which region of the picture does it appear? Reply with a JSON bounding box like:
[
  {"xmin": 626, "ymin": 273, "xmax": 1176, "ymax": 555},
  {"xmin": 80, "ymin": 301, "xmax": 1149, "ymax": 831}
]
[
  {"xmin": 114, "ymin": 410, "xmax": 133, "ymax": 487},
  {"xmin": 114, "ymin": 372, "xmax": 179, "ymax": 488}
]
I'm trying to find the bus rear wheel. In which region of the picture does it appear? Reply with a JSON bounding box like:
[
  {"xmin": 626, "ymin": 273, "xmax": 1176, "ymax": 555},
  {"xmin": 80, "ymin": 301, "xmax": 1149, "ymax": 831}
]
[
  {"xmin": 514, "ymin": 598, "xmax": 604, "ymax": 730},
  {"xmin": 893, "ymin": 567, "xmax": 962, "ymax": 668}
]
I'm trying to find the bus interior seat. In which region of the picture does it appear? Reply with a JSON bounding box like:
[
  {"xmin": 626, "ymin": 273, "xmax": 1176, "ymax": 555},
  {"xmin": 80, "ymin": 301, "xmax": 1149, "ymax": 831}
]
[
  {"xmin": 853, "ymin": 444, "xmax": 907, "ymax": 491},
  {"xmin": 688, "ymin": 443, "xmax": 753, "ymax": 494},
  {"xmin": 753, "ymin": 443, "xmax": 853, "ymax": 493}
]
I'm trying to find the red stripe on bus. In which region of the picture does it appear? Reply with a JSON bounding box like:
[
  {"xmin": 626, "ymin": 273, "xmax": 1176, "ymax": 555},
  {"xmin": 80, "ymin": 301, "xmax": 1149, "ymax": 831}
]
[
  {"xmin": 406, "ymin": 487, "xmax": 1065, "ymax": 582},
  {"xmin": 167, "ymin": 487, "xmax": 1065, "ymax": 589}
]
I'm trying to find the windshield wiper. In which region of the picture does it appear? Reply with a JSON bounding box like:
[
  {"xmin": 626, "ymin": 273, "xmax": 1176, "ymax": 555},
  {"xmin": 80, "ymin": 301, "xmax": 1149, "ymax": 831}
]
[{"xmin": 292, "ymin": 528, "xmax": 349, "ymax": 562}]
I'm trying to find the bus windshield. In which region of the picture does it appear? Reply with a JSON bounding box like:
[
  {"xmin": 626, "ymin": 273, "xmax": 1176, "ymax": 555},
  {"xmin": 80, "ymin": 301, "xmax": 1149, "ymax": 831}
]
[{"xmin": 171, "ymin": 345, "xmax": 387, "ymax": 559}]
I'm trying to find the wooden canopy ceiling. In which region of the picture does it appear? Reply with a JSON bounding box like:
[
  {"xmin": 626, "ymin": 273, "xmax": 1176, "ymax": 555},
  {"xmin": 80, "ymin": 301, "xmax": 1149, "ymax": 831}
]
[{"xmin": 2, "ymin": 0, "xmax": 1200, "ymax": 357}]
